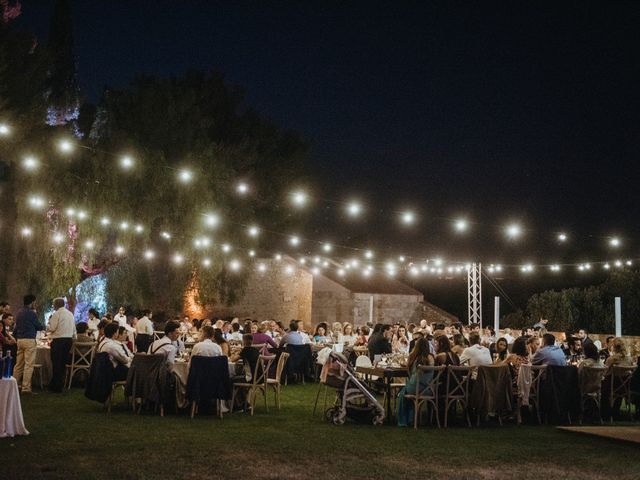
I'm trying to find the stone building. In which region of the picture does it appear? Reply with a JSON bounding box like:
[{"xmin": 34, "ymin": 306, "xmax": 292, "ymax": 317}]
[
  {"xmin": 203, "ymin": 257, "xmax": 313, "ymax": 324},
  {"xmin": 311, "ymin": 271, "xmax": 456, "ymax": 327},
  {"xmin": 196, "ymin": 257, "xmax": 456, "ymax": 328}
]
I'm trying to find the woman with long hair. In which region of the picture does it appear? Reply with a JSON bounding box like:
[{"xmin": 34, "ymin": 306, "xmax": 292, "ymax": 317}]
[
  {"xmin": 396, "ymin": 338, "xmax": 435, "ymax": 427},
  {"xmin": 434, "ymin": 335, "xmax": 460, "ymax": 366}
]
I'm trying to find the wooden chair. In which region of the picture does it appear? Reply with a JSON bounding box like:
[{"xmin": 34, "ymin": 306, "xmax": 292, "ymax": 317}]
[
  {"xmin": 65, "ymin": 341, "xmax": 95, "ymax": 389},
  {"xmin": 267, "ymin": 352, "xmax": 289, "ymax": 410},
  {"xmin": 231, "ymin": 355, "xmax": 275, "ymax": 415},
  {"xmin": 578, "ymin": 366, "xmax": 606, "ymax": 424},
  {"xmin": 444, "ymin": 365, "xmax": 472, "ymax": 427},
  {"xmin": 609, "ymin": 365, "xmax": 636, "ymax": 422},
  {"xmin": 152, "ymin": 331, "xmax": 165, "ymax": 341},
  {"xmin": 517, "ymin": 364, "xmax": 546, "ymax": 425},
  {"xmin": 106, "ymin": 381, "xmax": 127, "ymax": 413},
  {"xmin": 405, "ymin": 365, "xmax": 446, "ymax": 429},
  {"xmin": 353, "ymin": 347, "xmax": 369, "ymax": 357}
]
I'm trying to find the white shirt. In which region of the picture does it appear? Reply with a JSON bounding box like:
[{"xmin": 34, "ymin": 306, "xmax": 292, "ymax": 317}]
[
  {"xmin": 136, "ymin": 316, "xmax": 154, "ymax": 335},
  {"xmin": 114, "ymin": 313, "xmax": 134, "ymax": 331},
  {"xmin": 339, "ymin": 334, "xmax": 358, "ymax": 346},
  {"xmin": 148, "ymin": 337, "xmax": 177, "ymax": 364},
  {"xmin": 459, "ymin": 344, "xmax": 493, "ymax": 367},
  {"xmin": 99, "ymin": 338, "xmax": 133, "ymax": 368},
  {"xmin": 502, "ymin": 334, "xmax": 515, "ymax": 344},
  {"xmin": 228, "ymin": 331, "xmax": 243, "ymax": 341},
  {"xmin": 190, "ymin": 339, "xmax": 223, "ymax": 358},
  {"xmin": 87, "ymin": 317, "xmax": 100, "ymax": 336},
  {"xmin": 47, "ymin": 307, "xmax": 76, "ymax": 339}
]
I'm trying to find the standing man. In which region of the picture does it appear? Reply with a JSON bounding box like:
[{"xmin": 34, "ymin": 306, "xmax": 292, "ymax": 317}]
[
  {"xmin": 47, "ymin": 298, "xmax": 76, "ymax": 392},
  {"xmin": 13, "ymin": 294, "xmax": 43, "ymax": 394},
  {"xmin": 135, "ymin": 309, "xmax": 154, "ymax": 353},
  {"xmin": 113, "ymin": 306, "xmax": 128, "ymax": 328}
]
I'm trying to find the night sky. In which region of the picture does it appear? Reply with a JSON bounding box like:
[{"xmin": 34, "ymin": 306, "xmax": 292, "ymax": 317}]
[{"xmin": 14, "ymin": 1, "xmax": 640, "ymax": 314}]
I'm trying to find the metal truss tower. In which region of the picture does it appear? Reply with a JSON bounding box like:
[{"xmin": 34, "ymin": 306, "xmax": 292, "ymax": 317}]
[{"xmin": 467, "ymin": 262, "xmax": 482, "ymax": 326}]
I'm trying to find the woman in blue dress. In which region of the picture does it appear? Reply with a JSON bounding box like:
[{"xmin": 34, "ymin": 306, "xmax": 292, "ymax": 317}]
[{"xmin": 396, "ymin": 337, "xmax": 435, "ymax": 427}]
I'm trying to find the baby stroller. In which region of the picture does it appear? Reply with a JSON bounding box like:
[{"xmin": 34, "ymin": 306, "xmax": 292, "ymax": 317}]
[{"xmin": 321, "ymin": 351, "xmax": 385, "ymax": 426}]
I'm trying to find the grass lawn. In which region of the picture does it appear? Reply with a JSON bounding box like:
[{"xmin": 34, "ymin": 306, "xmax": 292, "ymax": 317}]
[{"xmin": 3, "ymin": 383, "xmax": 639, "ymax": 480}]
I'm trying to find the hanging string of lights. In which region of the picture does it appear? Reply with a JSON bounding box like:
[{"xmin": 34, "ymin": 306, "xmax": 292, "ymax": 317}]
[{"xmin": 1, "ymin": 122, "xmax": 637, "ymax": 279}]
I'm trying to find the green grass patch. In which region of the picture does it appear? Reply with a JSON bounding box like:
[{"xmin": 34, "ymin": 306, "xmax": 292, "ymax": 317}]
[{"xmin": 2, "ymin": 384, "xmax": 639, "ymax": 479}]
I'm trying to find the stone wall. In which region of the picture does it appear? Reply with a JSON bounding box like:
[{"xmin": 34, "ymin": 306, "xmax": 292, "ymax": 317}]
[
  {"xmin": 205, "ymin": 259, "xmax": 313, "ymax": 323},
  {"xmin": 422, "ymin": 302, "xmax": 459, "ymax": 326}
]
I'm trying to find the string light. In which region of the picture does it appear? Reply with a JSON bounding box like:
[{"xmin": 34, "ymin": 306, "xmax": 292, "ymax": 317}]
[
  {"xmin": 77, "ymin": 210, "xmax": 88, "ymax": 221},
  {"xmin": 229, "ymin": 259, "xmax": 241, "ymax": 271},
  {"xmin": 100, "ymin": 217, "xmax": 111, "ymax": 226},
  {"xmin": 236, "ymin": 182, "xmax": 249, "ymax": 195},
  {"xmin": 454, "ymin": 219, "xmax": 468, "ymax": 232},
  {"xmin": 520, "ymin": 264, "xmax": 534, "ymax": 273},
  {"xmin": 248, "ymin": 250, "xmax": 256, "ymax": 257},
  {"xmin": 289, "ymin": 235, "xmax": 300, "ymax": 247},
  {"xmin": 364, "ymin": 250, "xmax": 374, "ymax": 259},
  {"xmin": 291, "ymin": 190, "xmax": 308, "ymax": 207},
  {"xmin": 28, "ymin": 195, "xmax": 46, "ymax": 209},
  {"xmin": 115, "ymin": 245, "xmax": 125, "ymax": 255},
  {"xmin": 558, "ymin": 233, "xmax": 567, "ymax": 242},
  {"xmin": 202, "ymin": 258, "xmax": 212, "ymax": 267},
  {"xmin": 247, "ymin": 225, "xmax": 260, "ymax": 237},
  {"xmin": 0, "ymin": 123, "xmax": 10, "ymax": 136},
  {"xmin": 204, "ymin": 213, "xmax": 220, "ymax": 228},
  {"xmin": 57, "ymin": 139, "xmax": 74, "ymax": 153},
  {"xmin": 401, "ymin": 211, "xmax": 415, "ymax": 225},
  {"xmin": 120, "ymin": 156, "xmax": 134, "ymax": 170},
  {"xmin": 134, "ymin": 224, "xmax": 144, "ymax": 233},
  {"xmin": 274, "ymin": 254, "xmax": 282, "ymax": 261},
  {"xmin": 257, "ymin": 263, "xmax": 267, "ymax": 272},
  {"xmin": 285, "ymin": 265, "xmax": 294, "ymax": 275},
  {"xmin": 322, "ymin": 243, "xmax": 332, "ymax": 252},
  {"xmin": 506, "ymin": 223, "xmax": 523, "ymax": 239},
  {"xmin": 161, "ymin": 231, "xmax": 172, "ymax": 240},
  {"xmin": 550, "ymin": 264, "xmax": 561, "ymax": 272},
  {"xmin": 84, "ymin": 240, "xmax": 95, "ymax": 249},
  {"xmin": 178, "ymin": 169, "xmax": 193, "ymax": 183},
  {"xmin": 603, "ymin": 263, "xmax": 610, "ymax": 270},
  {"xmin": 52, "ymin": 232, "xmax": 64, "ymax": 244},
  {"xmin": 22, "ymin": 156, "xmax": 39, "ymax": 171},
  {"xmin": 221, "ymin": 244, "xmax": 232, "ymax": 253},
  {"xmin": 144, "ymin": 249, "xmax": 155, "ymax": 260},
  {"xmin": 119, "ymin": 221, "xmax": 129, "ymax": 231},
  {"xmin": 609, "ymin": 237, "xmax": 621, "ymax": 248},
  {"xmin": 20, "ymin": 227, "xmax": 32, "ymax": 237},
  {"xmin": 173, "ymin": 253, "xmax": 184, "ymax": 264},
  {"xmin": 346, "ymin": 201, "xmax": 362, "ymax": 217}
]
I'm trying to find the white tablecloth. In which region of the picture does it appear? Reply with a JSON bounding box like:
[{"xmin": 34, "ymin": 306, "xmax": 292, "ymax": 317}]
[{"xmin": 0, "ymin": 377, "xmax": 29, "ymax": 437}]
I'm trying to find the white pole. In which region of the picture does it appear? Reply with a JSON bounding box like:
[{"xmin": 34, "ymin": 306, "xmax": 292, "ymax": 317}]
[
  {"xmin": 369, "ymin": 295, "xmax": 374, "ymax": 324},
  {"xmin": 615, "ymin": 297, "xmax": 622, "ymax": 337},
  {"xmin": 494, "ymin": 296, "xmax": 500, "ymax": 334}
]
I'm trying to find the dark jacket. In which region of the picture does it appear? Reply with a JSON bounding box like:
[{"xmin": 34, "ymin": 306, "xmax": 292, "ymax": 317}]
[
  {"xmin": 469, "ymin": 365, "xmax": 512, "ymax": 415},
  {"xmin": 285, "ymin": 344, "xmax": 312, "ymax": 380},
  {"xmin": 84, "ymin": 352, "xmax": 114, "ymax": 403},
  {"xmin": 187, "ymin": 355, "xmax": 232, "ymax": 402},
  {"xmin": 368, "ymin": 333, "xmax": 392, "ymax": 360},
  {"xmin": 540, "ymin": 365, "xmax": 581, "ymax": 424},
  {"xmin": 125, "ymin": 354, "xmax": 171, "ymax": 405}
]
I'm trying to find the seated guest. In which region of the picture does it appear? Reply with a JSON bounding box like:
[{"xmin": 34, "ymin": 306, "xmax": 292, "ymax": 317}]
[
  {"xmin": 531, "ymin": 333, "xmax": 566, "ymax": 366},
  {"xmin": 459, "ymin": 332, "xmax": 492, "ymax": 368},
  {"xmin": 338, "ymin": 323, "xmax": 357, "ymax": 346},
  {"xmin": 213, "ymin": 328, "xmax": 230, "ymax": 356},
  {"xmin": 502, "ymin": 328, "xmax": 515, "ymax": 344},
  {"xmin": 565, "ymin": 336, "xmax": 582, "ymax": 362},
  {"xmin": 75, "ymin": 322, "xmax": 94, "ymax": 343},
  {"xmin": 87, "ymin": 308, "xmax": 100, "ymax": 338},
  {"xmin": 579, "ymin": 342, "xmax": 602, "ymax": 368},
  {"xmin": 278, "ymin": 321, "xmax": 305, "ymax": 346},
  {"xmin": 228, "ymin": 322, "xmax": 243, "ymax": 342},
  {"xmin": 500, "ymin": 336, "xmax": 530, "ymax": 384},
  {"xmin": 96, "ymin": 319, "xmax": 110, "ymax": 348},
  {"xmin": 392, "ymin": 325, "xmax": 410, "ymax": 354},
  {"xmin": 368, "ymin": 324, "xmax": 393, "ymax": 360},
  {"xmin": 98, "ymin": 323, "xmax": 133, "ymax": 380},
  {"xmin": 148, "ymin": 320, "xmax": 181, "ymax": 364},
  {"xmin": 1, "ymin": 313, "xmax": 17, "ymax": 358},
  {"xmin": 396, "ymin": 338, "xmax": 435, "ymax": 427},
  {"xmin": 354, "ymin": 326, "xmax": 370, "ymax": 347},
  {"xmin": 117, "ymin": 326, "xmax": 134, "ymax": 354},
  {"xmin": 605, "ymin": 338, "xmax": 633, "ymax": 369},
  {"xmin": 180, "ymin": 315, "xmax": 193, "ymax": 333},
  {"xmin": 408, "ymin": 331, "xmax": 423, "ymax": 352},
  {"xmin": 493, "ymin": 337, "xmax": 509, "ymax": 363},
  {"xmin": 450, "ymin": 333, "xmax": 467, "ymax": 356},
  {"xmin": 190, "ymin": 326, "xmax": 222, "ymax": 360},
  {"xmin": 230, "ymin": 334, "xmax": 261, "ymax": 378},
  {"xmin": 526, "ymin": 335, "xmax": 541, "ymax": 355},
  {"xmin": 312, "ymin": 323, "xmax": 331, "ymax": 344},
  {"xmin": 434, "ymin": 335, "xmax": 460, "ymax": 366},
  {"xmin": 249, "ymin": 322, "xmax": 277, "ymax": 348}
]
